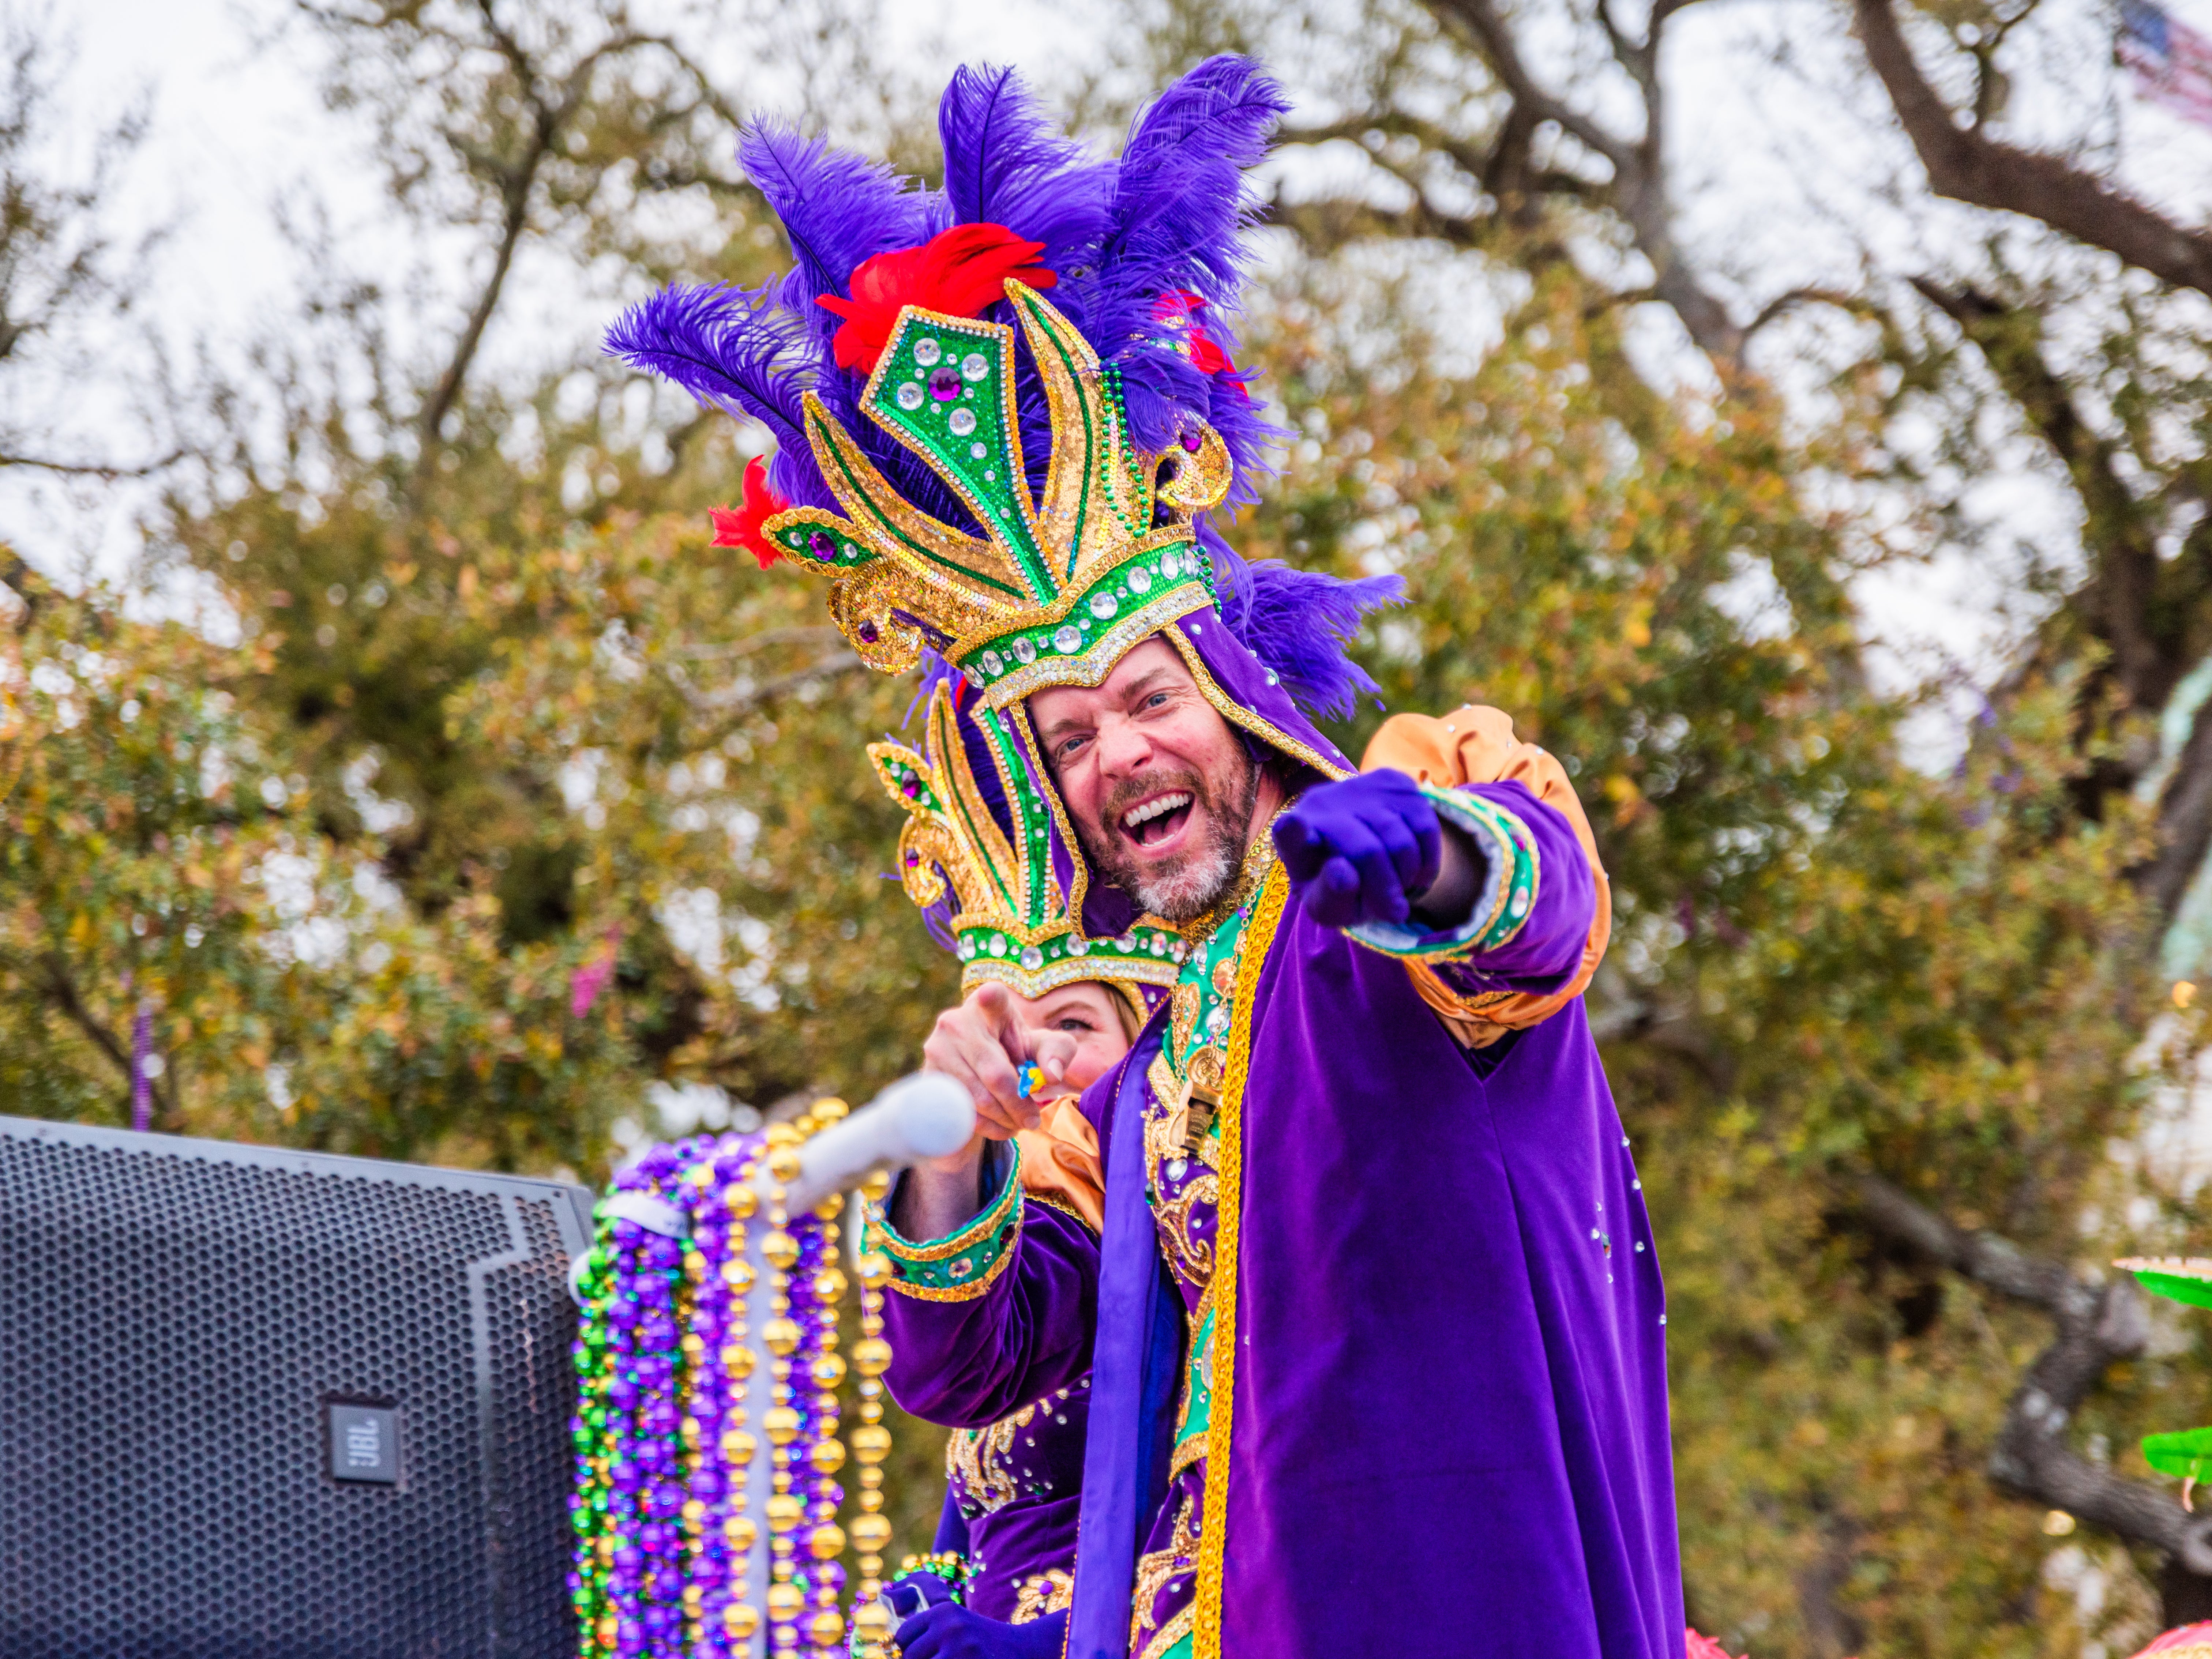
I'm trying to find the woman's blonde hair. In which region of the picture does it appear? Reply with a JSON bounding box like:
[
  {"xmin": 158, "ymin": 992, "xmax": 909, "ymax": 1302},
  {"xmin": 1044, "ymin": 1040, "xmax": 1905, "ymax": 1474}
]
[{"xmin": 1105, "ymin": 983, "xmax": 1150, "ymax": 1046}]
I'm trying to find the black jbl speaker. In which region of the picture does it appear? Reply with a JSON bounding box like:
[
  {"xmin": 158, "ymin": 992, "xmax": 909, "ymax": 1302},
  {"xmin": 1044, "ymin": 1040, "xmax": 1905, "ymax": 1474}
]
[{"xmin": 0, "ymin": 1115, "xmax": 596, "ymax": 1658}]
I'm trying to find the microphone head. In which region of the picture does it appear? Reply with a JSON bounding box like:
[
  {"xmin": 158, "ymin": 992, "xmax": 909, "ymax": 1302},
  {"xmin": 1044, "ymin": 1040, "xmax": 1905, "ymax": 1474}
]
[{"xmin": 870, "ymin": 1073, "xmax": 977, "ymax": 1159}]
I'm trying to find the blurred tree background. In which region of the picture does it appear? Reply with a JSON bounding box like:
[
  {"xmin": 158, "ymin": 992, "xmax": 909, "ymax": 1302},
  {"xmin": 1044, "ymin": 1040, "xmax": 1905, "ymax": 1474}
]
[{"xmin": 12, "ymin": 0, "xmax": 2212, "ymax": 1644}]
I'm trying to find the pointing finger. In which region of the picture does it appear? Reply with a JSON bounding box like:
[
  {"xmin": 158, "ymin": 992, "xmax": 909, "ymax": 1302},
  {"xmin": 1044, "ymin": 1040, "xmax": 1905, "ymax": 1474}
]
[
  {"xmin": 1271, "ymin": 814, "xmax": 1328, "ymax": 883},
  {"xmin": 1029, "ymin": 1028, "xmax": 1080, "ymax": 1086}
]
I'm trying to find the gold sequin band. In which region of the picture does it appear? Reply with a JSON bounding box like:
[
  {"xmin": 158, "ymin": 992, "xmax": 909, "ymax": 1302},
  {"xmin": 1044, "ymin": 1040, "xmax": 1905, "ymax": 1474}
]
[
  {"xmin": 865, "ymin": 1147, "xmax": 1024, "ymax": 1302},
  {"xmin": 1190, "ymin": 862, "xmax": 1289, "ymax": 1657}
]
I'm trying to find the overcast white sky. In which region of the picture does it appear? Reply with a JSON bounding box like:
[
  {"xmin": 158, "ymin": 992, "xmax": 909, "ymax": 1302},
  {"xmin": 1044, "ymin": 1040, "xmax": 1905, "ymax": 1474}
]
[{"xmin": 28, "ymin": 0, "xmax": 2212, "ymax": 715}]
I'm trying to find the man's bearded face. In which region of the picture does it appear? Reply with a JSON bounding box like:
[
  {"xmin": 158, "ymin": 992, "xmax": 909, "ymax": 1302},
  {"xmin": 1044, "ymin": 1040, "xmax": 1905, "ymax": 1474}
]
[{"xmin": 1028, "ymin": 638, "xmax": 1265, "ymax": 923}]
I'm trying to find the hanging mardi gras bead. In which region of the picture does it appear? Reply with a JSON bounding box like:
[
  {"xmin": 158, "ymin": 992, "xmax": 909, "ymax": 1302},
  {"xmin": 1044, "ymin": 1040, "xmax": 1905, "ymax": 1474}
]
[{"xmin": 572, "ymin": 1097, "xmax": 885, "ymax": 1659}]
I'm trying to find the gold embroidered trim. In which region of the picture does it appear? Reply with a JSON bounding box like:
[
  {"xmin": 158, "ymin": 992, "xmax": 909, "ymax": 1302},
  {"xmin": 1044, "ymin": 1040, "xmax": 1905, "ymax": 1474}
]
[
  {"xmin": 1137, "ymin": 1603, "xmax": 1196, "ymax": 1659},
  {"xmin": 1191, "ymin": 862, "xmax": 1288, "ymax": 1659},
  {"xmin": 880, "ymin": 1250, "xmax": 1017, "ymax": 1302},
  {"xmin": 1130, "ymin": 1489, "xmax": 1202, "ymax": 1659},
  {"xmin": 765, "ymin": 284, "xmax": 1243, "ymax": 682},
  {"xmin": 870, "ymin": 1148, "xmax": 1021, "ymax": 1263},
  {"xmin": 1025, "ymin": 1190, "xmax": 1097, "ymax": 1233},
  {"xmin": 977, "ymin": 579, "xmax": 1215, "ymax": 707},
  {"xmin": 1012, "ymin": 1568, "xmax": 1075, "ymax": 1623},
  {"xmin": 1007, "ymin": 698, "xmax": 1093, "ymax": 940},
  {"xmin": 1140, "ymin": 1077, "xmax": 1218, "ymax": 1292},
  {"xmin": 869, "ymin": 1152, "xmax": 1024, "ymax": 1302},
  {"xmin": 964, "ymin": 951, "xmax": 1182, "ymax": 999},
  {"xmin": 944, "ymin": 1400, "xmax": 1033, "ymax": 1515},
  {"xmin": 1171, "ymin": 1282, "xmax": 1217, "ymax": 1477}
]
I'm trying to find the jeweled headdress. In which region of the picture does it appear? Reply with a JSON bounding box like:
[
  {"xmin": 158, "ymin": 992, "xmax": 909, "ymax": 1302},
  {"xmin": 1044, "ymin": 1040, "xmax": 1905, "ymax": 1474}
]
[
  {"xmin": 761, "ymin": 280, "xmax": 1235, "ymax": 704},
  {"xmin": 609, "ymin": 56, "xmax": 1401, "ymax": 730},
  {"xmin": 870, "ymin": 677, "xmax": 1185, "ymax": 996}
]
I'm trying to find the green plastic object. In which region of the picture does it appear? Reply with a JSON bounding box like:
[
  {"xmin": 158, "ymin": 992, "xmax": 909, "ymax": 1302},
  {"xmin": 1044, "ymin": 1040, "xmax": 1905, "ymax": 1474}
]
[
  {"xmin": 2142, "ymin": 1426, "xmax": 2212, "ymax": 1480},
  {"xmin": 2121, "ymin": 1261, "xmax": 2212, "ymax": 1312}
]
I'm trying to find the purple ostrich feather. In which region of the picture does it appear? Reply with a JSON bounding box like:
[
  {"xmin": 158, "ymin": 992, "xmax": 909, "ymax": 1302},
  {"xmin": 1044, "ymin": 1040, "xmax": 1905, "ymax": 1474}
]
[
  {"xmin": 609, "ymin": 54, "xmax": 1396, "ymax": 724},
  {"xmin": 938, "ymin": 65, "xmax": 1116, "ymax": 272},
  {"xmin": 1080, "ymin": 57, "xmax": 1292, "ymax": 482},
  {"xmin": 1202, "ymin": 515, "xmax": 1405, "ymax": 722},
  {"xmin": 604, "ymin": 280, "xmax": 836, "ymax": 512},
  {"xmin": 917, "ymin": 888, "xmax": 959, "ymax": 953}
]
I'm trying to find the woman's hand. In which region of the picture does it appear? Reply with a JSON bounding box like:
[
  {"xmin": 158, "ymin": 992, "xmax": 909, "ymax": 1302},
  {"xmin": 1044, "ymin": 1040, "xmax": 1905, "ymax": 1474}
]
[
  {"xmin": 922, "ymin": 982, "xmax": 1079, "ymax": 1140},
  {"xmin": 894, "ymin": 983, "xmax": 1082, "ymax": 1241}
]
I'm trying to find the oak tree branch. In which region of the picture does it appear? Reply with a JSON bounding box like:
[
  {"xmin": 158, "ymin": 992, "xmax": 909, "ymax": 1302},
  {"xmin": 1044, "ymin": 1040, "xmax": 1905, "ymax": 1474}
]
[
  {"xmin": 1857, "ymin": 0, "xmax": 2212, "ymax": 300},
  {"xmin": 1852, "ymin": 1173, "xmax": 2212, "ymax": 1576}
]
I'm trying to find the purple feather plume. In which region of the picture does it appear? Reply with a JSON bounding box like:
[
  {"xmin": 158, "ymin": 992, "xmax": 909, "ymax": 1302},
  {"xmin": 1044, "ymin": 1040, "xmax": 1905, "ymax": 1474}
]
[
  {"xmin": 902, "ymin": 650, "xmax": 966, "ymax": 727},
  {"xmin": 938, "ymin": 65, "xmax": 1115, "ymax": 270},
  {"xmin": 605, "ymin": 282, "xmax": 835, "ymax": 511},
  {"xmin": 740, "ymin": 123, "xmax": 941, "ymax": 354},
  {"xmin": 917, "ymin": 888, "xmax": 959, "ymax": 952},
  {"xmin": 1084, "ymin": 57, "xmax": 1291, "ymax": 478},
  {"xmin": 1203, "ymin": 519, "xmax": 1405, "ymax": 722}
]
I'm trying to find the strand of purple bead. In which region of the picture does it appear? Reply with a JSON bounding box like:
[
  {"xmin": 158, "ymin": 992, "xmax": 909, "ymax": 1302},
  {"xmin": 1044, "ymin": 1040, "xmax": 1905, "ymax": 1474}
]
[{"xmin": 569, "ymin": 1101, "xmax": 897, "ymax": 1659}]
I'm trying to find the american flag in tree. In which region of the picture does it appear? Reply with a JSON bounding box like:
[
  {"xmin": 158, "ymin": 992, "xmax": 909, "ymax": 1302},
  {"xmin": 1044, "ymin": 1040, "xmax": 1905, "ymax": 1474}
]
[{"xmin": 2121, "ymin": 0, "xmax": 2212, "ymax": 128}]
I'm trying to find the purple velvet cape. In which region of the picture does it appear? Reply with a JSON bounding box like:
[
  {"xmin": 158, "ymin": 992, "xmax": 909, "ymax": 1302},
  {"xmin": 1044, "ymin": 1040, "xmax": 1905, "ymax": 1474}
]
[{"xmin": 883, "ymin": 618, "xmax": 1682, "ymax": 1656}]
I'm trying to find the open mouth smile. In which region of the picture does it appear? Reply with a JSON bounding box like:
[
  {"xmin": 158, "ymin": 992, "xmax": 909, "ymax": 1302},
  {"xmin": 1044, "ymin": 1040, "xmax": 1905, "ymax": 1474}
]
[{"xmin": 1120, "ymin": 790, "xmax": 1194, "ymax": 850}]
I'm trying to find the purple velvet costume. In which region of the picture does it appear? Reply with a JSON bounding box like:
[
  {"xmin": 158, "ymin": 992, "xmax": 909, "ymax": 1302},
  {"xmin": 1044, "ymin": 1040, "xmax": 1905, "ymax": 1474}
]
[
  {"xmin": 879, "ymin": 619, "xmax": 1682, "ymax": 1658},
  {"xmin": 934, "ymin": 1380, "xmax": 1090, "ymax": 1623}
]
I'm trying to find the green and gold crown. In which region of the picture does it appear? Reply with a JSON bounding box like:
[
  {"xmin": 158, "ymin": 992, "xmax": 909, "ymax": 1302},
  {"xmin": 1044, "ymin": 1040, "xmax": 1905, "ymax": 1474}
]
[
  {"xmin": 869, "ymin": 680, "xmax": 1188, "ymax": 997},
  {"xmin": 764, "ymin": 282, "xmax": 1234, "ymax": 707}
]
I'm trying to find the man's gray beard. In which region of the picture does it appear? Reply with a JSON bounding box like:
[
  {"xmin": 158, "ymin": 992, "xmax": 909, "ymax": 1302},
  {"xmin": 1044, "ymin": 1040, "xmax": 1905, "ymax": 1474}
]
[{"xmin": 1083, "ymin": 748, "xmax": 1260, "ymax": 924}]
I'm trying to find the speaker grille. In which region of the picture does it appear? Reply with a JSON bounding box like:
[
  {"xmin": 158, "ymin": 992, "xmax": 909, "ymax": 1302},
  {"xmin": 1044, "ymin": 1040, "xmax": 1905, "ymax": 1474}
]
[{"xmin": 0, "ymin": 1120, "xmax": 589, "ymax": 1659}]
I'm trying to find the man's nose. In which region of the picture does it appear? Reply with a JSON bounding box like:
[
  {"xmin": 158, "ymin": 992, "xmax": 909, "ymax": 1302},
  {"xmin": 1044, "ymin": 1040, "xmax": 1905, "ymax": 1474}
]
[{"xmin": 1092, "ymin": 712, "xmax": 1154, "ymax": 779}]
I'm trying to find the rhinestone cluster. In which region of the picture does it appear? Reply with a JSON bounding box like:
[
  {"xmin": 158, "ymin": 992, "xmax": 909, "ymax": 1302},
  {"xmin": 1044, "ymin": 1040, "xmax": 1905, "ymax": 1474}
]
[
  {"xmin": 955, "ymin": 922, "xmax": 1188, "ymax": 975},
  {"xmin": 959, "ymin": 541, "xmax": 1208, "ymax": 693}
]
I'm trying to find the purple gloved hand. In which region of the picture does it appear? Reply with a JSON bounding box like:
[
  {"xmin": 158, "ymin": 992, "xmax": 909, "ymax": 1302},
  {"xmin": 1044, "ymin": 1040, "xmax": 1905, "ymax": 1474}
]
[
  {"xmin": 891, "ymin": 1603, "xmax": 1068, "ymax": 1659},
  {"xmin": 1272, "ymin": 770, "xmax": 1446, "ymax": 930},
  {"xmin": 880, "ymin": 1567, "xmax": 962, "ymax": 1625}
]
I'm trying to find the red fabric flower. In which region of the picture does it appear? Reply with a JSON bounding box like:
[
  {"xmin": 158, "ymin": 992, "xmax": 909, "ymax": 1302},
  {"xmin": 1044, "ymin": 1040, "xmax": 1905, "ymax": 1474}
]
[
  {"xmin": 1685, "ymin": 1632, "xmax": 1742, "ymax": 1659},
  {"xmin": 1155, "ymin": 289, "xmax": 1233, "ymax": 376},
  {"xmin": 709, "ymin": 456, "xmax": 790, "ymax": 570},
  {"xmin": 818, "ymin": 223, "xmax": 1056, "ymax": 375}
]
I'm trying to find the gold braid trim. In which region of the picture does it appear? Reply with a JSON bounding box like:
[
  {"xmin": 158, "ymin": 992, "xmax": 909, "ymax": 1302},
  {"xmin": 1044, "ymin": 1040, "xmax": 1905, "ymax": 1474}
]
[
  {"xmin": 1012, "ymin": 1568, "xmax": 1075, "ymax": 1623},
  {"xmin": 1190, "ymin": 862, "xmax": 1289, "ymax": 1659},
  {"xmin": 1137, "ymin": 1602, "xmax": 1197, "ymax": 1659}
]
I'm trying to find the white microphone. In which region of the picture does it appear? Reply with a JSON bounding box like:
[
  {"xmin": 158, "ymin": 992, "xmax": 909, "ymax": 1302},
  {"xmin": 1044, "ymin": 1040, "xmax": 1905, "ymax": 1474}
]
[
  {"xmin": 780, "ymin": 1072, "xmax": 975, "ymax": 1214},
  {"xmin": 566, "ymin": 1071, "xmax": 976, "ymax": 1299}
]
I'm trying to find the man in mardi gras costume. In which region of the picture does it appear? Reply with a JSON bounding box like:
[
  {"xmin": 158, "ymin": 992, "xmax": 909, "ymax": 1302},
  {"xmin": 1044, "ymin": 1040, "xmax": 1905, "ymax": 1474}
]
[
  {"xmin": 614, "ymin": 54, "xmax": 1679, "ymax": 1659},
  {"xmin": 861, "ymin": 677, "xmax": 1163, "ymax": 1646}
]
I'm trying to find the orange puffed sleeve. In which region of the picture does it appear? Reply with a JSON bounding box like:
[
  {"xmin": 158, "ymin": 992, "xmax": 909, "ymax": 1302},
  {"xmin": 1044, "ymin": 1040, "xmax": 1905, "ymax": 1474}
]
[
  {"xmin": 1014, "ymin": 1098, "xmax": 1105, "ymax": 1233},
  {"xmin": 1360, "ymin": 704, "xmax": 1612, "ymax": 1046}
]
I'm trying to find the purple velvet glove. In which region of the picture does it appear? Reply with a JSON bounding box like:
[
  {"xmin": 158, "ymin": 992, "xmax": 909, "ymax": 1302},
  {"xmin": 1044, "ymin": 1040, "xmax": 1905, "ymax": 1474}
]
[
  {"xmin": 891, "ymin": 1603, "xmax": 1068, "ymax": 1659},
  {"xmin": 881, "ymin": 1567, "xmax": 963, "ymax": 1624},
  {"xmin": 1272, "ymin": 770, "xmax": 1456, "ymax": 930}
]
